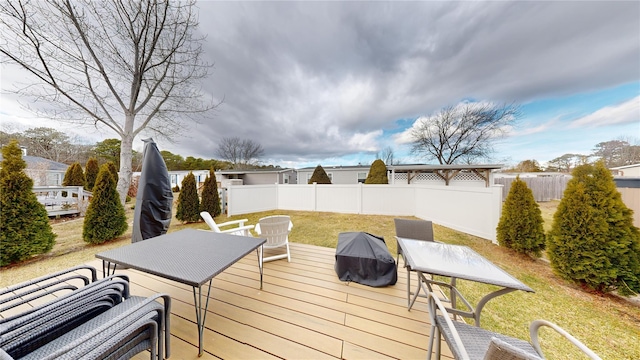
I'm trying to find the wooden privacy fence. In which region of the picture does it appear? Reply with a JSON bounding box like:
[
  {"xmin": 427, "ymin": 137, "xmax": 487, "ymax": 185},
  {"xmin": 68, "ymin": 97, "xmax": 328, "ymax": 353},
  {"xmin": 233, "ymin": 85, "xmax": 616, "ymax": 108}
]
[{"xmin": 494, "ymin": 176, "xmax": 571, "ymax": 202}]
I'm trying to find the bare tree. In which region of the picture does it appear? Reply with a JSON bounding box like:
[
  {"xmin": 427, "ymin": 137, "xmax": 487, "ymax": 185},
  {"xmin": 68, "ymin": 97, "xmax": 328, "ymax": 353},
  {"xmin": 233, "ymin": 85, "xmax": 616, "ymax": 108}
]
[
  {"xmin": 21, "ymin": 127, "xmax": 71, "ymax": 162},
  {"xmin": 0, "ymin": 0, "xmax": 215, "ymax": 204},
  {"xmin": 410, "ymin": 103, "xmax": 520, "ymax": 164},
  {"xmin": 216, "ymin": 137, "xmax": 264, "ymax": 169},
  {"xmin": 376, "ymin": 146, "xmax": 396, "ymax": 165}
]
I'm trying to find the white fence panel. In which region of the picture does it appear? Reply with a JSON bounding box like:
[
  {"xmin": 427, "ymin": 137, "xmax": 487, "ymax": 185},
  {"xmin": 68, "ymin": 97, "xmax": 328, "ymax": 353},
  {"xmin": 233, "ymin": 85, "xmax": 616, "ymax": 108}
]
[
  {"xmin": 226, "ymin": 183, "xmax": 502, "ymax": 242},
  {"xmin": 227, "ymin": 184, "xmax": 277, "ymax": 215},
  {"xmin": 415, "ymin": 185, "xmax": 502, "ymax": 242},
  {"xmin": 316, "ymin": 185, "xmax": 360, "ymax": 213},
  {"xmin": 361, "ymin": 185, "xmax": 416, "ymax": 216},
  {"xmin": 278, "ymin": 185, "xmax": 316, "ymax": 211}
]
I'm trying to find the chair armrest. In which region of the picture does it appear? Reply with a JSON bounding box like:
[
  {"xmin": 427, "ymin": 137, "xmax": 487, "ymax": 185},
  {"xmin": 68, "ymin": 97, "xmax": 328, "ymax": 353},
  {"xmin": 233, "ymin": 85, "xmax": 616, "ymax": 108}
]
[
  {"xmin": 1, "ymin": 265, "xmax": 97, "ymax": 312},
  {"xmin": 217, "ymin": 219, "xmax": 250, "ymax": 228},
  {"xmin": 218, "ymin": 225, "xmax": 255, "ymax": 235},
  {"xmin": 427, "ymin": 292, "xmax": 471, "ymax": 360},
  {"xmin": 529, "ymin": 320, "xmax": 601, "ymax": 360}
]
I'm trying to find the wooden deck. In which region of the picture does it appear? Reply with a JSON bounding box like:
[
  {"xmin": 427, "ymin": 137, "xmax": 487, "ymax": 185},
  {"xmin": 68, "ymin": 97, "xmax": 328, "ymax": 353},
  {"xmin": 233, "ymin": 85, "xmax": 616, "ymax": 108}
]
[{"xmin": 6, "ymin": 243, "xmax": 454, "ymax": 359}]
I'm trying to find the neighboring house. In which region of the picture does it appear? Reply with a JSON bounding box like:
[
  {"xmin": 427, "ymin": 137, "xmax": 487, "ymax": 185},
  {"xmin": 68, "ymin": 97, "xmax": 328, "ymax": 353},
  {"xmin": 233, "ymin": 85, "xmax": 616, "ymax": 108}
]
[
  {"xmin": 296, "ymin": 165, "xmax": 370, "ymax": 184},
  {"xmin": 0, "ymin": 150, "xmax": 69, "ymax": 186},
  {"xmin": 610, "ymin": 163, "xmax": 640, "ymax": 177},
  {"xmin": 136, "ymin": 168, "xmax": 297, "ymax": 190},
  {"xmin": 217, "ymin": 168, "xmax": 297, "ymax": 186},
  {"xmin": 296, "ymin": 163, "xmax": 505, "ymax": 187}
]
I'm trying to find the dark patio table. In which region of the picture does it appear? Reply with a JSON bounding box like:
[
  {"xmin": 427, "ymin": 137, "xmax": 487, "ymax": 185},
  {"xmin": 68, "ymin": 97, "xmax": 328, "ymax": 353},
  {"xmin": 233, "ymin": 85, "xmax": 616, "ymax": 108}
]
[
  {"xmin": 96, "ymin": 228, "xmax": 265, "ymax": 356},
  {"xmin": 396, "ymin": 237, "xmax": 534, "ymax": 327}
]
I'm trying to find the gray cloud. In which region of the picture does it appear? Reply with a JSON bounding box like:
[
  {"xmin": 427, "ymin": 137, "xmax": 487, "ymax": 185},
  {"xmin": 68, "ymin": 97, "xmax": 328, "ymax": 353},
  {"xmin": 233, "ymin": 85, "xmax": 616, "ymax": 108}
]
[{"xmin": 8, "ymin": 1, "xmax": 638, "ymax": 166}]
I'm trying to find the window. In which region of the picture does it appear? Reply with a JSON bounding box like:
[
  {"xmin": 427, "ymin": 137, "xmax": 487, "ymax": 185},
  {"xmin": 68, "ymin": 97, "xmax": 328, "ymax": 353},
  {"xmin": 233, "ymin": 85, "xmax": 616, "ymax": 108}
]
[
  {"xmin": 327, "ymin": 173, "xmax": 333, "ymax": 181},
  {"xmin": 171, "ymin": 174, "xmax": 178, "ymax": 185},
  {"xmin": 283, "ymin": 174, "xmax": 289, "ymax": 184},
  {"xmin": 357, "ymin": 172, "xmax": 367, "ymax": 183}
]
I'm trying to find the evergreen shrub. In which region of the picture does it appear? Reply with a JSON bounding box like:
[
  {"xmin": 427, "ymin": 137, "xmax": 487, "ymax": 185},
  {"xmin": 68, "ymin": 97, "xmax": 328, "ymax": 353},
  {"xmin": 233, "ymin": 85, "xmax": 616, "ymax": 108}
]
[
  {"xmin": 176, "ymin": 172, "xmax": 200, "ymax": 222},
  {"xmin": 1, "ymin": 140, "xmax": 56, "ymax": 266},
  {"xmin": 200, "ymin": 167, "xmax": 221, "ymax": 217},
  {"xmin": 496, "ymin": 176, "xmax": 545, "ymax": 257},
  {"xmin": 106, "ymin": 161, "xmax": 119, "ymax": 181},
  {"xmin": 308, "ymin": 165, "xmax": 332, "ymax": 184},
  {"xmin": 85, "ymin": 157, "xmax": 99, "ymax": 191},
  {"xmin": 364, "ymin": 159, "xmax": 388, "ymax": 184},
  {"xmin": 62, "ymin": 162, "xmax": 86, "ymax": 187},
  {"xmin": 547, "ymin": 162, "xmax": 640, "ymax": 295},
  {"xmin": 82, "ymin": 163, "xmax": 127, "ymax": 244}
]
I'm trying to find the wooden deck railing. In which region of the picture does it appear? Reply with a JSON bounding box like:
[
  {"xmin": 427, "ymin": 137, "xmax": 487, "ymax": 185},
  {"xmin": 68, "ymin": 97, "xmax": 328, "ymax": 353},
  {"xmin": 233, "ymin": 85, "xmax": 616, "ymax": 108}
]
[{"xmin": 33, "ymin": 186, "xmax": 91, "ymax": 217}]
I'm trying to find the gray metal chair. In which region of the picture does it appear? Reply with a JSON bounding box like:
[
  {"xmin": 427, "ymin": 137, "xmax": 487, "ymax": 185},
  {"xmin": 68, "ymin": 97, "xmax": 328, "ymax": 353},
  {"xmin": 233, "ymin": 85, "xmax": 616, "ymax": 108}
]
[
  {"xmin": 0, "ymin": 265, "xmax": 97, "ymax": 320},
  {"xmin": 394, "ymin": 218, "xmax": 434, "ymax": 307},
  {"xmin": 426, "ymin": 292, "xmax": 602, "ymax": 360},
  {"xmin": 0, "ymin": 267, "xmax": 171, "ymax": 360}
]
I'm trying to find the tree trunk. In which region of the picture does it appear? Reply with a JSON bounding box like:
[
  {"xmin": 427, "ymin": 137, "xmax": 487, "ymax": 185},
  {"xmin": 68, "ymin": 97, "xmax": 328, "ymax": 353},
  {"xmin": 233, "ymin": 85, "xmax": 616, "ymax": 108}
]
[{"xmin": 117, "ymin": 115, "xmax": 135, "ymax": 206}]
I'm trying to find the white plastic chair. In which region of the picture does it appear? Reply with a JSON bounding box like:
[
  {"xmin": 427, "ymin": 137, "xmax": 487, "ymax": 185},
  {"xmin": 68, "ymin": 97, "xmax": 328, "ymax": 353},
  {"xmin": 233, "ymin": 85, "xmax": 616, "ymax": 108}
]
[
  {"xmin": 255, "ymin": 215, "xmax": 292, "ymax": 263},
  {"xmin": 200, "ymin": 211, "xmax": 254, "ymax": 237}
]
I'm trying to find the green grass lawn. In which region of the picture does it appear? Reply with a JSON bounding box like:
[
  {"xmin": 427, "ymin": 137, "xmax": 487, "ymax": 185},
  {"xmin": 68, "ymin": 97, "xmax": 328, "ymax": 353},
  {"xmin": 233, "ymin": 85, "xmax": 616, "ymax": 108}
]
[{"xmin": 2, "ymin": 202, "xmax": 639, "ymax": 359}]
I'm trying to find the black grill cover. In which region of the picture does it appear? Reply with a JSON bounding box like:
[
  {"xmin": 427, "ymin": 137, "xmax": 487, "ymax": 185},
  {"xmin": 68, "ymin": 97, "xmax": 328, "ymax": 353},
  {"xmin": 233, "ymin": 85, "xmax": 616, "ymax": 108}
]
[
  {"xmin": 132, "ymin": 138, "xmax": 173, "ymax": 243},
  {"xmin": 335, "ymin": 232, "xmax": 397, "ymax": 287}
]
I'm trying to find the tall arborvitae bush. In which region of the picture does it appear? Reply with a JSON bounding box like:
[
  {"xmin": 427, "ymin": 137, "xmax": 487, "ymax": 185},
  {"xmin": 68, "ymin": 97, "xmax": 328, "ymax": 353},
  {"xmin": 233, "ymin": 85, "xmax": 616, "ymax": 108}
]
[
  {"xmin": 176, "ymin": 172, "xmax": 200, "ymax": 222},
  {"xmin": 364, "ymin": 159, "xmax": 388, "ymax": 184},
  {"xmin": 1, "ymin": 140, "xmax": 56, "ymax": 266},
  {"xmin": 200, "ymin": 167, "xmax": 221, "ymax": 217},
  {"xmin": 62, "ymin": 162, "xmax": 86, "ymax": 188},
  {"xmin": 308, "ymin": 165, "xmax": 332, "ymax": 184},
  {"xmin": 105, "ymin": 161, "xmax": 119, "ymax": 181},
  {"xmin": 85, "ymin": 157, "xmax": 99, "ymax": 191},
  {"xmin": 496, "ymin": 176, "xmax": 545, "ymax": 257},
  {"xmin": 547, "ymin": 162, "xmax": 640, "ymax": 295},
  {"xmin": 83, "ymin": 163, "xmax": 127, "ymax": 244}
]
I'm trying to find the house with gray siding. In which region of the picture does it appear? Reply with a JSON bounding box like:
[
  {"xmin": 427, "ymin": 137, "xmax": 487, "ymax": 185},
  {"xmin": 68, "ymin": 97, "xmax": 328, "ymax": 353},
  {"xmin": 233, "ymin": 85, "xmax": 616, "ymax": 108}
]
[
  {"xmin": 0, "ymin": 148, "xmax": 68, "ymax": 186},
  {"xmin": 296, "ymin": 165, "xmax": 371, "ymax": 184}
]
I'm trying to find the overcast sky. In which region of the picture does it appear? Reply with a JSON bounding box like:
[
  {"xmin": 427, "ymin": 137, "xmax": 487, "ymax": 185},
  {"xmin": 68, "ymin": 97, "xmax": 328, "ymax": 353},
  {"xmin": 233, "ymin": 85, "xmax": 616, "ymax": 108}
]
[{"xmin": 2, "ymin": 1, "xmax": 639, "ymax": 168}]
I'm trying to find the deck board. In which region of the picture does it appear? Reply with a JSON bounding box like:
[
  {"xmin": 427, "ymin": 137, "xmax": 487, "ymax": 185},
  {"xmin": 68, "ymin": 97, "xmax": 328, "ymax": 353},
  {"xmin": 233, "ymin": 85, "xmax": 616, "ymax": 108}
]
[{"xmin": 9, "ymin": 243, "xmax": 454, "ymax": 359}]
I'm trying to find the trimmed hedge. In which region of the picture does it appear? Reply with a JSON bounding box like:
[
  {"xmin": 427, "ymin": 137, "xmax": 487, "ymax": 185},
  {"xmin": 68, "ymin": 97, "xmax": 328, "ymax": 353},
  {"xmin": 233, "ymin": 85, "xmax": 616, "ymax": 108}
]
[
  {"xmin": 1, "ymin": 140, "xmax": 56, "ymax": 266},
  {"xmin": 82, "ymin": 163, "xmax": 127, "ymax": 244},
  {"xmin": 496, "ymin": 176, "xmax": 545, "ymax": 257}
]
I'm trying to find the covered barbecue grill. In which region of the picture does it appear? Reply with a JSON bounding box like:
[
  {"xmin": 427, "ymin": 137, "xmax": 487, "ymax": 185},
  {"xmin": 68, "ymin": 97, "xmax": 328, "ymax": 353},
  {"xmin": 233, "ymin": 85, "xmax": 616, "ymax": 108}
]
[{"xmin": 334, "ymin": 232, "xmax": 397, "ymax": 287}]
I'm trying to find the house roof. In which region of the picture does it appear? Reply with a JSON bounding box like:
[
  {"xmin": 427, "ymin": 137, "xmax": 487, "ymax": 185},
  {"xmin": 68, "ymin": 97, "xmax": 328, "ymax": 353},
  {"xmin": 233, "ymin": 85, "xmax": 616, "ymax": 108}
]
[
  {"xmin": 610, "ymin": 163, "xmax": 640, "ymax": 170},
  {"xmin": 297, "ymin": 164, "xmax": 505, "ymax": 172},
  {"xmin": 388, "ymin": 164, "xmax": 504, "ymax": 171},
  {"xmin": 0, "ymin": 154, "xmax": 69, "ymax": 171},
  {"xmin": 297, "ymin": 165, "xmax": 371, "ymax": 171},
  {"xmin": 218, "ymin": 168, "xmax": 294, "ymax": 175}
]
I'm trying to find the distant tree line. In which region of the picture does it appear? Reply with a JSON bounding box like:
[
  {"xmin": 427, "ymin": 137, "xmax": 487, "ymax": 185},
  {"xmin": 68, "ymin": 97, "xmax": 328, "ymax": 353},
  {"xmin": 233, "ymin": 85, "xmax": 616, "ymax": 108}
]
[
  {"xmin": 505, "ymin": 138, "xmax": 640, "ymax": 173},
  {"xmin": 0, "ymin": 127, "xmax": 280, "ymax": 172}
]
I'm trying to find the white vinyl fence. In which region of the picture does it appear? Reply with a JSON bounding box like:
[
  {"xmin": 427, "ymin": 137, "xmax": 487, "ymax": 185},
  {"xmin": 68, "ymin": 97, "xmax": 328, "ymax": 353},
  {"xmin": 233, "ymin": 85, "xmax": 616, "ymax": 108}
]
[{"xmin": 227, "ymin": 183, "xmax": 503, "ymax": 242}]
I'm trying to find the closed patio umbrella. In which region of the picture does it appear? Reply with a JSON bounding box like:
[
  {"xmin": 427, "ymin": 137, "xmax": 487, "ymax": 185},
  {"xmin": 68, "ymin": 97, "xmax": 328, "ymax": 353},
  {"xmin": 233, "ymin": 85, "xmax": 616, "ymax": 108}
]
[{"xmin": 132, "ymin": 138, "xmax": 173, "ymax": 243}]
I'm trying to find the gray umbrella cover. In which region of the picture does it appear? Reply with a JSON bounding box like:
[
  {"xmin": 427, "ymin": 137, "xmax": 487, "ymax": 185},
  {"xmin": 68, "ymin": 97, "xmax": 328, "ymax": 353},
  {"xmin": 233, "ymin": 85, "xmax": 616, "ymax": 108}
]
[{"xmin": 132, "ymin": 138, "xmax": 173, "ymax": 243}]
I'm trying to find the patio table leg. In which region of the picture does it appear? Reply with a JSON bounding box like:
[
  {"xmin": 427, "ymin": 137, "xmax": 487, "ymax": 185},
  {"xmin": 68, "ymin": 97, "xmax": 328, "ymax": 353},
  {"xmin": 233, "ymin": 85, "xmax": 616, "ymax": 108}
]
[
  {"xmin": 102, "ymin": 260, "xmax": 118, "ymax": 277},
  {"xmin": 193, "ymin": 280, "xmax": 213, "ymax": 357},
  {"xmin": 257, "ymin": 246, "xmax": 264, "ymax": 290},
  {"xmin": 473, "ymin": 287, "xmax": 516, "ymax": 327}
]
